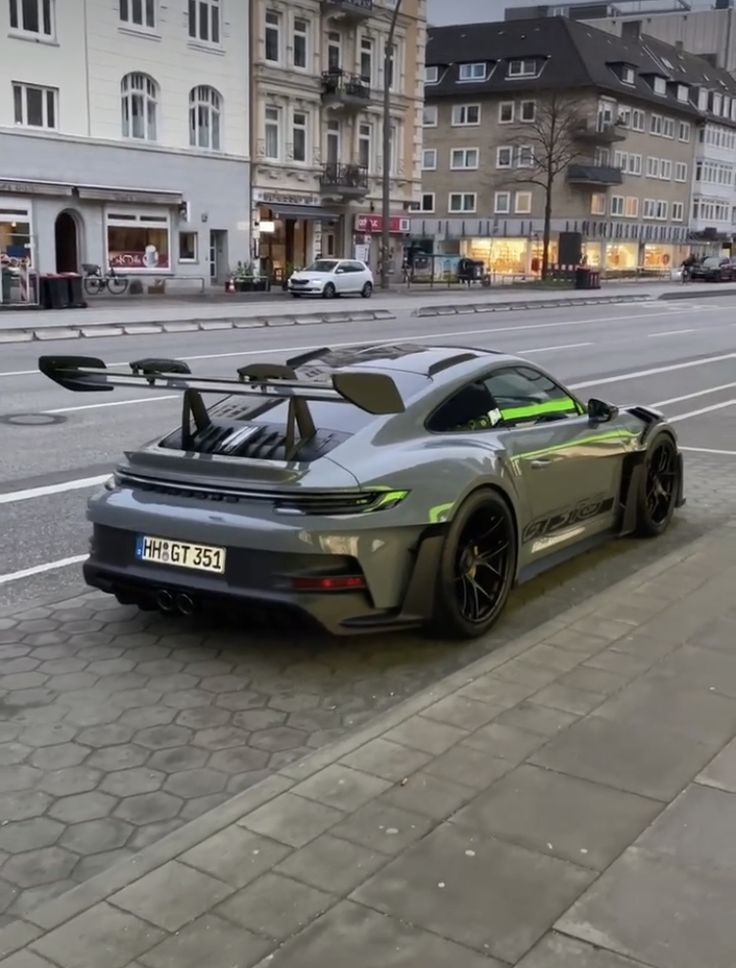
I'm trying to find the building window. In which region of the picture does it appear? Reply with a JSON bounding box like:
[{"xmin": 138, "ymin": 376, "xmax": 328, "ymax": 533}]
[
  {"xmin": 517, "ymin": 145, "xmax": 534, "ymax": 168},
  {"xmin": 189, "ymin": 86, "xmax": 221, "ymax": 150},
  {"xmin": 672, "ymin": 201, "xmax": 684, "ymax": 221},
  {"xmin": 179, "ymin": 231, "xmax": 198, "ymax": 263},
  {"xmin": 292, "ymin": 17, "xmax": 308, "ymax": 69},
  {"xmin": 265, "ymin": 9, "xmax": 280, "ymax": 62},
  {"xmin": 9, "ymin": 0, "xmax": 53, "ymax": 38},
  {"xmin": 591, "ymin": 193, "xmax": 606, "ymax": 215},
  {"xmin": 663, "ymin": 118, "xmax": 674, "ymax": 138},
  {"xmin": 386, "ymin": 43, "xmax": 398, "ymax": 91},
  {"xmin": 628, "ymin": 153, "xmax": 642, "ymax": 176},
  {"xmin": 520, "ymin": 100, "xmax": 536, "ymax": 122},
  {"xmin": 653, "ymin": 76, "xmax": 667, "ymax": 95},
  {"xmin": 119, "ymin": 0, "xmax": 155, "ymax": 29},
  {"xmin": 264, "ymin": 105, "xmax": 281, "ymax": 159},
  {"xmin": 624, "ymin": 196, "xmax": 639, "ymax": 218},
  {"xmin": 422, "ymin": 148, "xmax": 437, "ymax": 170},
  {"xmin": 327, "ymin": 31, "xmax": 341, "ymax": 72},
  {"xmin": 12, "ymin": 81, "xmax": 57, "ymax": 129},
  {"xmin": 610, "ymin": 195, "xmax": 624, "ymax": 216},
  {"xmin": 458, "ymin": 62, "xmax": 486, "ymax": 82},
  {"xmin": 423, "ymin": 104, "xmax": 437, "ymax": 127},
  {"xmin": 698, "ymin": 88, "xmax": 709, "ymax": 111},
  {"xmin": 494, "ymin": 191, "xmax": 511, "ymax": 214},
  {"xmin": 121, "ymin": 73, "xmax": 157, "ymax": 141},
  {"xmin": 508, "ymin": 58, "xmax": 536, "ymax": 77},
  {"xmin": 414, "ymin": 192, "xmax": 434, "ymax": 212},
  {"xmin": 425, "ymin": 65, "xmax": 438, "ymax": 84},
  {"xmin": 646, "ymin": 156, "xmax": 658, "ymax": 178},
  {"xmin": 188, "ymin": 0, "xmax": 220, "ymax": 44},
  {"xmin": 358, "ymin": 121, "xmax": 372, "ymax": 169},
  {"xmin": 326, "ymin": 119, "xmax": 340, "ymax": 165},
  {"xmin": 658, "ymin": 158, "xmax": 671, "ymax": 180},
  {"xmin": 360, "ymin": 36, "xmax": 374, "ymax": 84},
  {"xmin": 292, "ymin": 110, "xmax": 307, "ymax": 162},
  {"xmin": 678, "ymin": 121, "xmax": 690, "ymax": 142},
  {"xmin": 496, "ymin": 145, "xmax": 512, "ymax": 168},
  {"xmin": 515, "ymin": 191, "xmax": 532, "ymax": 214},
  {"xmin": 106, "ymin": 211, "xmax": 170, "ymax": 271},
  {"xmin": 643, "ymin": 198, "xmax": 656, "ymax": 219},
  {"xmin": 676, "ymin": 84, "xmax": 688, "ymax": 103},
  {"xmin": 0, "ymin": 205, "xmax": 32, "ymax": 267},
  {"xmin": 449, "ymin": 192, "xmax": 477, "ymax": 212},
  {"xmin": 450, "ymin": 147, "xmax": 478, "ymax": 170},
  {"xmin": 631, "ymin": 108, "xmax": 645, "ymax": 131},
  {"xmin": 451, "ymin": 104, "xmax": 480, "ymax": 126},
  {"xmin": 622, "ymin": 66, "xmax": 635, "ymax": 85},
  {"xmin": 498, "ymin": 102, "xmax": 513, "ymax": 123}
]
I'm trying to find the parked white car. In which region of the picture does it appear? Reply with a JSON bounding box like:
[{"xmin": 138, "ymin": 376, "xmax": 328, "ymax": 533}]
[{"xmin": 288, "ymin": 259, "xmax": 373, "ymax": 298}]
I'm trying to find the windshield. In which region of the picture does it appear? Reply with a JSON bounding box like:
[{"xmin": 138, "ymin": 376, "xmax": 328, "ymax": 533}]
[
  {"xmin": 305, "ymin": 260, "xmax": 339, "ymax": 273},
  {"xmin": 702, "ymin": 257, "xmax": 721, "ymax": 266}
]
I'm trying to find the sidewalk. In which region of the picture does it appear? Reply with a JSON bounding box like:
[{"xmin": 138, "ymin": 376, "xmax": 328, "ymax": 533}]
[{"xmin": 2, "ymin": 523, "xmax": 736, "ymax": 967}]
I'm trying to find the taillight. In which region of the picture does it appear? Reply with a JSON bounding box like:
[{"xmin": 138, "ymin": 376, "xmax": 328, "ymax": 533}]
[{"xmin": 291, "ymin": 576, "xmax": 367, "ymax": 592}]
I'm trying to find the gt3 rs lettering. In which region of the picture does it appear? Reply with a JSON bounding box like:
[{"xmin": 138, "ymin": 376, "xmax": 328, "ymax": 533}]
[{"xmin": 522, "ymin": 496, "xmax": 615, "ymax": 544}]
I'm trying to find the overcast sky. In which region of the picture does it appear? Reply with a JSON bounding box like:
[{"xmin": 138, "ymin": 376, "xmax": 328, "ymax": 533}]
[{"xmin": 427, "ymin": 0, "xmax": 512, "ymax": 25}]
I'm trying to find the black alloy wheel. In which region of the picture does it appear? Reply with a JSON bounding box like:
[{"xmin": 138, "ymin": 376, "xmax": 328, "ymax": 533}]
[{"xmin": 636, "ymin": 434, "xmax": 679, "ymax": 536}]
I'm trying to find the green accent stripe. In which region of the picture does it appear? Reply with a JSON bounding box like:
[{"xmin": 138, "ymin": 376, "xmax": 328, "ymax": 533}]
[{"xmin": 500, "ymin": 398, "xmax": 580, "ymax": 421}]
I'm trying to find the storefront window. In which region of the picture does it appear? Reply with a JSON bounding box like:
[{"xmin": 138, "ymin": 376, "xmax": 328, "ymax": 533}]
[
  {"xmin": 581, "ymin": 242, "xmax": 601, "ymax": 268},
  {"xmin": 462, "ymin": 238, "xmax": 530, "ymax": 275},
  {"xmin": 605, "ymin": 242, "xmax": 638, "ymax": 270},
  {"xmin": 106, "ymin": 211, "xmax": 170, "ymax": 270},
  {"xmin": 643, "ymin": 244, "xmax": 676, "ymax": 269},
  {"xmin": 0, "ymin": 207, "xmax": 32, "ymax": 267}
]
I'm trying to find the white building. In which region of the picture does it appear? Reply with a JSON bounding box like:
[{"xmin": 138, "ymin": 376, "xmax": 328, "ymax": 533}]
[{"xmin": 0, "ymin": 0, "xmax": 251, "ymax": 297}]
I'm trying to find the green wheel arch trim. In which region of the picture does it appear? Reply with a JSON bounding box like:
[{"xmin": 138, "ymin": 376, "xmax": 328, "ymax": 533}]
[{"xmin": 429, "ymin": 501, "xmax": 455, "ymax": 524}]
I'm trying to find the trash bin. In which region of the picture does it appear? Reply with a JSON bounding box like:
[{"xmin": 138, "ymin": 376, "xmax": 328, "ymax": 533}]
[
  {"xmin": 60, "ymin": 272, "xmax": 86, "ymax": 308},
  {"xmin": 588, "ymin": 270, "xmax": 601, "ymax": 290},
  {"xmin": 1, "ymin": 268, "xmax": 12, "ymax": 304},
  {"xmin": 40, "ymin": 274, "xmax": 71, "ymax": 309},
  {"xmin": 574, "ymin": 266, "xmax": 592, "ymax": 290}
]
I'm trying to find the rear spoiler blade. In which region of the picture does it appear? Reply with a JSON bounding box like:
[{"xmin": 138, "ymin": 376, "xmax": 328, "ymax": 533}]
[{"xmin": 37, "ymin": 355, "xmax": 405, "ymax": 415}]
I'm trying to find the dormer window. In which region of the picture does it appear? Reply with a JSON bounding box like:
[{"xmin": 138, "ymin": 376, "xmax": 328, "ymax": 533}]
[
  {"xmin": 652, "ymin": 76, "xmax": 667, "ymax": 95},
  {"xmin": 508, "ymin": 58, "xmax": 537, "ymax": 77},
  {"xmin": 676, "ymin": 84, "xmax": 689, "ymax": 103},
  {"xmin": 713, "ymin": 92, "xmax": 723, "ymax": 114},
  {"xmin": 622, "ymin": 66, "xmax": 635, "ymax": 85},
  {"xmin": 698, "ymin": 89, "xmax": 709, "ymax": 111},
  {"xmin": 425, "ymin": 65, "xmax": 439, "ymax": 84},
  {"xmin": 458, "ymin": 62, "xmax": 486, "ymax": 82}
]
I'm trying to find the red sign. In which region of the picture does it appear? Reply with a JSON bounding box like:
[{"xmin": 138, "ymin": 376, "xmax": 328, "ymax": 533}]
[
  {"xmin": 109, "ymin": 250, "xmax": 170, "ymax": 270},
  {"xmin": 354, "ymin": 214, "xmax": 410, "ymax": 234}
]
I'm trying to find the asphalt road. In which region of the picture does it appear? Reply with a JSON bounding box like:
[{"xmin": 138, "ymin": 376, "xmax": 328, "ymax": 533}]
[{"xmin": 1, "ymin": 295, "xmax": 735, "ymax": 609}]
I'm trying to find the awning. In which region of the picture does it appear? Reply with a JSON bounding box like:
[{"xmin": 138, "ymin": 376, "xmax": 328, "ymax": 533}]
[
  {"xmin": 0, "ymin": 179, "xmax": 73, "ymax": 197},
  {"xmin": 76, "ymin": 186, "xmax": 183, "ymax": 205},
  {"xmin": 265, "ymin": 203, "xmax": 340, "ymax": 221}
]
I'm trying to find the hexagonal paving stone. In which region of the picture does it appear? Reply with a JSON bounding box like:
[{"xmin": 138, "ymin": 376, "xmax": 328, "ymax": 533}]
[
  {"xmin": 59, "ymin": 818, "xmax": 133, "ymax": 854},
  {"xmin": 0, "ymin": 818, "xmax": 63, "ymax": 854},
  {"xmin": 49, "ymin": 792, "xmax": 118, "ymax": 823},
  {"xmin": 146, "ymin": 674, "xmax": 199, "ymax": 694},
  {"xmin": 215, "ymin": 691, "xmax": 265, "ymax": 711},
  {"xmin": 29, "ymin": 743, "xmax": 90, "ymax": 770},
  {"xmin": 134, "ymin": 725, "xmax": 194, "ymax": 750},
  {"xmin": 199, "ymin": 675, "xmax": 249, "ymax": 693},
  {"xmin": 119, "ymin": 706, "xmax": 177, "ymax": 728},
  {"xmin": 18, "ymin": 723, "xmax": 77, "ymax": 747},
  {"xmin": 45, "ymin": 673, "xmax": 100, "ymax": 692},
  {"xmin": 38, "ymin": 658, "xmax": 88, "ymax": 675},
  {"xmin": 0, "ymin": 791, "xmax": 53, "ymax": 821},
  {"xmin": 161, "ymin": 690, "xmax": 212, "ymax": 710},
  {"xmin": 114, "ymin": 791, "xmax": 183, "ymax": 825},
  {"xmin": 0, "ymin": 671, "xmax": 48, "ymax": 690},
  {"xmin": 208, "ymin": 747, "xmax": 269, "ymax": 774},
  {"xmin": 86, "ymin": 745, "xmax": 149, "ymax": 772},
  {"xmin": 135, "ymin": 659, "xmax": 185, "ymax": 677},
  {"xmin": 0, "ymin": 743, "xmax": 31, "ymax": 766},
  {"xmin": 269, "ymin": 692, "xmax": 322, "ymax": 713},
  {"xmin": 147, "ymin": 746, "xmax": 209, "ymax": 773},
  {"xmin": 249, "ymin": 726, "xmax": 308, "ymax": 752},
  {"xmin": 76, "ymin": 723, "xmax": 136, "ymax": 747},
  {"xmin": 163, "ymin": 768, "xmax": 229, "ymax": 799},
  {"xmin": 111, "ymin": 688, "xmax": 164, "ymax": 710},
  {"xmin": 1, "ymin": 846, "xmax": 77, "ymax": 887},
  {"xmin": 0, "ymin": 766, "xmax": 41, "ymax": 792},
  {"xmin": 64, "ymin": 705, "xmax": 124, "ymax": 727},
  {"xmin": 128, "ymin": 818, "xmax": 183, "ymax": 851},
  {"xmin": 37, "ymin": 767, "xmax": 102, "ymax": 797},
  {"xmin": 7, "ymin": 877, "xmax": 79, "ymax": 917},
  {"xmin": 87, "ymin": 658, "xmax": 136, "ymax": 676},
  {"xmin": 0, "ymin": 657, "xmax": 39, "ymax": 674},
  {"xmin": 100, "ymin": 767, "xmax": 165, "ymax": 797},
  {"xmin": 191, "ymin": 727, "xmax": 250, "ymax": 751},
  {"xmin": 0, "ymin": 878, "xmax": 18, "ymax": 915},
  {"xmin": 231, "ymin": 709, "xmax": 286, "ymax": 732},
  {"xmin": 175, "ymin": 706, "xmax": 230, "ymax": 730},
  {"xmin": 73, "ymin": 848, "xmax": 136, "ymax": 882}
]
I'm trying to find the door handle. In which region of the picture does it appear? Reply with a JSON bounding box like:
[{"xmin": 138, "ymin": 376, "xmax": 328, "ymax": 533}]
[{"xmin": 530, "ymin": 458, "xmax": 552, "ymax": 469}]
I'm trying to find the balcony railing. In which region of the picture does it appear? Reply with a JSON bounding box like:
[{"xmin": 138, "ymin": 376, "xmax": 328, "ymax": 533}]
[
  {"xmin": 574, "ymin": 120, "xmax": 627, "ymax": 144},
  {"xmin": 320, "ymin": 163, "xmax": 369, "ymax": 197},
  {"xmin": 322, "ymin": 0, "xmax": 373, "ymax": 18},
  {"xmin": 321, "ymin": 70, "xmax": 371, "ymax": 109},
  {"xmin": 567, "ymin": 163, "xmax": 624, "ymax": 186}
]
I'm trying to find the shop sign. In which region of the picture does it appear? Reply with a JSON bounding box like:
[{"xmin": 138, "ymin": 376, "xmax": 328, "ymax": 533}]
[
  {"xmin": 254, "ymin": 190, "xmax": 321, "ymax": 206},
  {"xmin": 354, "ymin": 215, "xmax": 410, "ymax": 234}
]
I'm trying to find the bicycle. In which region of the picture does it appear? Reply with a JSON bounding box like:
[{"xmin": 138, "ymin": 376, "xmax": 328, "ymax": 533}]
[{"xmin": 82, "ymin": 263, "xmax": 129, "ymax": 296}]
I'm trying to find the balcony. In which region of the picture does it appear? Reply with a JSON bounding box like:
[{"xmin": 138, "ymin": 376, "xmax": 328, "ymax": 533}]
[
  {"xmin": 320, "ymin": 163, "xmax": 369, "ymax": 197},
  {"xmin": 321, "ymin": 0, "xmax": 373, "ymax": 19},
  {"xmin": 574, "ymin": 121, "xmax": 627, "ymax": 145},
  {"xmin": 322, "ymin": 70, "xmax": 371, "ymax": 110},
  {"xmin": 567, "ymin": 164, "xmax": 624, "ymax": 186}
]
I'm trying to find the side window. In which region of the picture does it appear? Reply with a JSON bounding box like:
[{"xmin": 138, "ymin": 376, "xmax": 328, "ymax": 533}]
[
  {"xmin": 427, "ymin": 381, "xmax": 497, "ymax": 432},
  {"xmin": 484, "ymin": 366, "xmax": 581, "ymax": 425}
]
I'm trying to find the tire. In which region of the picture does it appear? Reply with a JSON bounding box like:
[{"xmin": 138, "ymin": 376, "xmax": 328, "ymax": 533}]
[
  {"xmin": 291, "ymin": 293, "xmax": 303, "ymax": 298},
  {"xmin": 428, "ymin": 489, "xmax": 517, "ymax": 639},
  {"xmin": 106, "ymin": 276, "xmax": 129, "ymax": 295},
  {"xmin": 635, "ymin": 433, "xmax": 680, "ymax": 537},
  {"xmin": 323, "ymin": 283, "xmax": 336, "ymax": 299},
  {"xmin": 361, "ymin": 281, "xmax": 373, "ymax": 298},
  {"xmin": 83, "ymin": 276, "xmax": 104, "ymax": 296}
]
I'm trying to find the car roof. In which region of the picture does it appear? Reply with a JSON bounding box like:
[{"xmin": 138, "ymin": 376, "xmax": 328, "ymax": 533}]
[{"xmin": 288, "ymin": 343, "xmax": 519, "ymax": 380}]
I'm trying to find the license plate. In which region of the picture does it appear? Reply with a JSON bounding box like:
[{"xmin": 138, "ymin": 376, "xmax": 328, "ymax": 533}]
[{"xmin": 135, "ymin": 535, "xmax": 226, "ymax": 574}]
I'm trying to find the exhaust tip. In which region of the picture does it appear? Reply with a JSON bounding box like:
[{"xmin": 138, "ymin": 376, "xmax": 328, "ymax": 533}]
[
  {"xmin": 176, "ymin": 593, "xmax": 196, "ymax": 617},
  {"xmin": 156, "ymin": 589, "xmax": 175, "ymax": 613}
]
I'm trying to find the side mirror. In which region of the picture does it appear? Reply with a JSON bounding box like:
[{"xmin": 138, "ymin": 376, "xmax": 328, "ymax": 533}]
[
  {"xmin": 335, "ymin": 267, "xmax": 345, "ymax": 274},
  {"xmin": 588, "ymin": 398, "xmax": 619, "ymax": 423}
]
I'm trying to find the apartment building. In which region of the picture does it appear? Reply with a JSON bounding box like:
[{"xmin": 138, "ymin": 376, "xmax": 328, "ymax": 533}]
[
  {"xmin": 0, "ymin": 0, "xmax": 251, "ymax": 297},
  {"xmin": 414, "ymin": 17, "xmax": 736, "ymax": 275},
  {"xmin": 250, "ymin": 0, "xmax": 425, "ymax": 279}
]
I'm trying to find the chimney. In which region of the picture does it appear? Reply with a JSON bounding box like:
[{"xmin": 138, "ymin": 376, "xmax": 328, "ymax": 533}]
[{"xmin": 622, "ymin": 19, "xmax": 641, "ymax": 39}]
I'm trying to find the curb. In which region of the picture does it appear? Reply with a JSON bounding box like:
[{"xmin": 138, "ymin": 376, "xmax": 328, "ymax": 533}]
[
  {"xmin": 0, "ymin": 308, "xmax": 397, "ymax": 344},
  {"xmin": 0, "ymin": 525, "xmax": 716, "ymax": 950},
  {"xmin": 412, "ymin": 293, "xmax": 653, "ymax": 317},
  {"xmin": 659, "ymin": 287, "xmax": 736, "ymax": 301}
]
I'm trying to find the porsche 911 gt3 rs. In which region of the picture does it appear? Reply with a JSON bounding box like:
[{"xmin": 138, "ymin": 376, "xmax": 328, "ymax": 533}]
[{"xmin": 39, "ymin": 344, "xmax": 684, "ymax": 638}]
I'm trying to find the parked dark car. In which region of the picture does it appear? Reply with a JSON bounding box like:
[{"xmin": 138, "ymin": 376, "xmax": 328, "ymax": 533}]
[{"xmin": 689, "ymin": 256, "xmax": 736, "ymax": 281}]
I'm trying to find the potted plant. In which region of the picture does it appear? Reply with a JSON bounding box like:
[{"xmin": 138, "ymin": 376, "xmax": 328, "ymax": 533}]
[{"xmin": 282, "ymin": 262, "xmax": 295, "ymax": 291}]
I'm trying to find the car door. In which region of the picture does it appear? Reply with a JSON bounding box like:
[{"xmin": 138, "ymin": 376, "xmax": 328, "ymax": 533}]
[
  {"xmin": 484, "ymin": 365, "xmax": 628, "ymax": 558},
  {"xmin": 333, "ymin": 261, "xmax": 349, "ymax": 293},
  {"xmin": 342, "ymin": 261, "xmax": 363, "ymax": 293}
]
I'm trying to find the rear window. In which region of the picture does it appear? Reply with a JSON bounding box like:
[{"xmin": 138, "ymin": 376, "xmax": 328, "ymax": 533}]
[{"xmin": 703, "ymin": 257, "xmax": 721, "ymax": 266}]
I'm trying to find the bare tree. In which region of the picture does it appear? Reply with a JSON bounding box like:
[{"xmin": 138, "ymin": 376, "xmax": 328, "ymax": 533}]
[{"xmin": 508, "ymin": 93, "xmax": 586, "ymax": 279}]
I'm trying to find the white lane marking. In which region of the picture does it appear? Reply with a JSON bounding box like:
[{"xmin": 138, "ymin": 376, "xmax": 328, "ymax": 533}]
[
  {"xmin": 669, "ymin": 399, "xmax": 736, "ymax": 422},
  {"xmin": 46, "ymin": 395, "xmax": 178, "ymax": 414},
  {"xmin": 652, "ymin": 382, "xmax": 736, "ymax": 407},
  {"xmin": 647, "ymin": 328, "xmax": 696, "ymax": 338},
  {"xmin": 680, "ymin": 446, "xmax": 736, "ymax": 456},
  {"xmin": 0, "ymin": 306, "xmax": 708, "ymax": 379},
  {"xmin": 519, "ymin": 342, "xmax": 593, "ymax": 354},
  {"xmin": 0, "ymin": 555, "xmax": 87, "ymax": 587},
  {"xmin": 0, "ymin": 475, "xmax": 109, "ymax": 505},
  {"xmin": 569, "ymin": 352, "xmax": 736, "ymax": 390}
]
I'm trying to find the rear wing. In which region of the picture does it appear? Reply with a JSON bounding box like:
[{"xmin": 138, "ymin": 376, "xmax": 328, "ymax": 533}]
[{"xmin": 38, "ymin": 355, "xmax": 405, "ymax": 458}]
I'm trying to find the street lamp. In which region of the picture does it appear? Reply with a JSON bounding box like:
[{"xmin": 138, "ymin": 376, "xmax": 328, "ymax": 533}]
[{"xmin": 380, "ymin": 0, "xmax": 403, "ymax": 290}]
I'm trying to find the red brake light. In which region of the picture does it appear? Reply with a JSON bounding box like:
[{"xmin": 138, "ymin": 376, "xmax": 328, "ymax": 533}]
[{"xmin": 291, "ymin": 576, "xmax": 367, "ymax": 592}]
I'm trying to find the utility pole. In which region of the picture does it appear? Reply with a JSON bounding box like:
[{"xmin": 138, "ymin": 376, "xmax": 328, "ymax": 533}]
[{"xmin": 380, "ymin": 0, "xmax": 402, "ymax": 290}]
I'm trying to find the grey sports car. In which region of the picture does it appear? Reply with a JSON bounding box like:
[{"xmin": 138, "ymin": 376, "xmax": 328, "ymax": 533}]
[{"xmin": 40, "ymin": 344, "xmax": 684, "ymax": 638}]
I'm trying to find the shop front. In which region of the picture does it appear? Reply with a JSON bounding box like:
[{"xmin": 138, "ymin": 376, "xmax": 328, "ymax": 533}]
[
  {"xmin": 460, "ymin": 238, "xmax": 561, "ymax": 277},
  {"xmin": 254, "ymin": 191, "xmax": 341, "ymax": 283},
  {"xmin": 352, "ymin": 214, "xmax": 411, "ymax": 278},
  {"xmin": 0, "ymin": 199, "xmax": 35, "ymax": 305}
]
